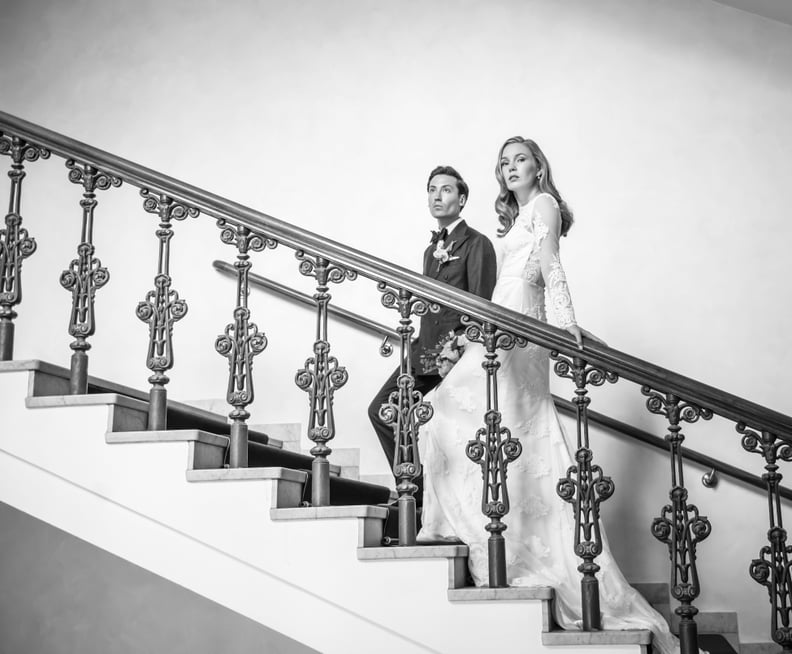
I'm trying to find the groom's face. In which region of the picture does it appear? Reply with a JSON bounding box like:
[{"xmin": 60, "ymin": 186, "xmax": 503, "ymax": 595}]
[{"xmin": 427, "ymin": 174, "xmax": 465, "ymax": 222}]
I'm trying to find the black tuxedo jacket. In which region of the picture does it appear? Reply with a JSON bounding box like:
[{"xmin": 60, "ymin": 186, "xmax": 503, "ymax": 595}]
[{"xmin": 413, "ymin": 220, "xmax": 497, "ymax": 375}]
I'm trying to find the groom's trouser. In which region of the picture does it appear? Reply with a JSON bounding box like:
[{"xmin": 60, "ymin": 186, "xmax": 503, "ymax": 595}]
[{"xmin": 367, "ymin": 365, "xmax": 442, "ymax": 508}]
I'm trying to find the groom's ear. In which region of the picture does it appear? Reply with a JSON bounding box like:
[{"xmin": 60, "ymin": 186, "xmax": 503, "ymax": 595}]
[{"xmin": 459, "ymin": 194, "xmax": 466, "ymax": 208}]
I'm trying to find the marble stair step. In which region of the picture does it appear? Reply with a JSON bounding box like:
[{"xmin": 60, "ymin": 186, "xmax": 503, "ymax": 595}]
[
  {"xmin": 741, "ymin": 642, "xmax": 784, "ymax": 654},
  {"xmin": 302, "ymin": 446, "xmax": 359, "ymax": 480},
  {"xmin": 359, "ymin": 472, "xmax": 396, "ymax": 491},
  {"xmin": 180, "ymin": 398, "xmax": 304, "ymax": 452},
  {"xmin": 177, "ymin": 431, "xmax": 387, "ymax": 507},
  {"xmin": 359, "ymin": 545, "xmax": 470, "ymax": 590},
  {"xmin": 105, "ymin": 428, "xmax": 337, "ymax": 476},
  {"xmin": 9, "ymin": 360, "xmax": 282, "ymax": 447},
  {"xmin": 248, "ymin": 422, "xmax": 301, "ymax": 452},
  {"xmin": 449, "ymin": 585, "xmax": 651, "ymax": 652},
  {"xmin": 542, "ymin": 628, "xmax": 651, "ymax": 649},
  {"xmin": 23, "ymin": 375, "xmax": 383, "ymax": 508},
  {"xmin": 632, "ymin": 581, "xmax": 740, "ymax": 652},
  {"xmin": 697, "ymin": 634, "xmax": 740, "ymax": 654},
  {"xmin": 271, "ymin": 505, "xmax": 388, "ymax": 548},
  {"xmin": 186, "ymin": 467, "xmax": 308, "ymax": 509},
  {"xmin": 670, "ymin": 611, "xmax": 738, "ymax": 635},
  {"xmin": 27, "ymin": 393, "xmax": 281, "ymax": 445}
]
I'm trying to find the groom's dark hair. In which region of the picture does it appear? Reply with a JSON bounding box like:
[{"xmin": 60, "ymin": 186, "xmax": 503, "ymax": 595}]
[{"xmin": 427, "ymin": 165, "xmax": 469, "ymax": 203}]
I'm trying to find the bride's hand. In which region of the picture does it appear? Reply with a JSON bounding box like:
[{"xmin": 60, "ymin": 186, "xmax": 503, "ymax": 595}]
[{"xmin": 565, "ymin": 324, "xmax": 607, "ymax": 350}]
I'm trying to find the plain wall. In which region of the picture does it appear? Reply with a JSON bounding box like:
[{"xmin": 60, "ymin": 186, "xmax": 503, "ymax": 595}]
[{"xmin": 2, "ymin": 0, "xmax": 791, "ymax": 645}]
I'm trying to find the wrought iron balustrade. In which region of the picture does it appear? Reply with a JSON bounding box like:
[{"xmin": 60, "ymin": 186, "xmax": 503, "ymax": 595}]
[
  {"xmin": 217, "ymin": 261, "xmax": 792, "ymax": 502},
  {"xmin": 0, "ymin": 133, "xmax": 49, "ymax": 361},
  {"xmin": 3, "ymin": 109, "xmax": 792, "ymax": 652}
]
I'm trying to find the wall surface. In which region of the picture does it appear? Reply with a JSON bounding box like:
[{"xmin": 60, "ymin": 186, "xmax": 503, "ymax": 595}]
[
  {"xmin": 1, "ymin": 0, "xmax": 791, "ymax": 646},
  {"xmin": 0, "ymin": 501, "xmax": 318, "ymax": 654}
]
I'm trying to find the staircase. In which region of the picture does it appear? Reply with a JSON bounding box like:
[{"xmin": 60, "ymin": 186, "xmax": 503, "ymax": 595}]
[
  {"xmin": 0, "ymin": 360, "xmax": 754, "ymax": 653},
  {"xmin": 0, "ymin": 111, "xmax": 786, "ymax": 653}
]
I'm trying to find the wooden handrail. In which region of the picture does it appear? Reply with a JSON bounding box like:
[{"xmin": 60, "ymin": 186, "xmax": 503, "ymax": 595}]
[
  {"xmin": 2, "ymin": 109, "xmax": 790, "ymax": 440},
  {"xmin": 224, "ymin": 260, "xmax": 788, "ymax": 501}
]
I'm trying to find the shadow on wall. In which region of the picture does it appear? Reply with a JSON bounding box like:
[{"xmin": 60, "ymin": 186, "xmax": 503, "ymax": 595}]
[{"xmin": 0, "ymin": 501, "xmax": 319, "ymax": 654}]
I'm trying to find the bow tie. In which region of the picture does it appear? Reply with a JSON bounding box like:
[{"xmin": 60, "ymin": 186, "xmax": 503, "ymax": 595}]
[{"xmin": 431, "ymin": 227, "xmax": 448, "ymax": 245}]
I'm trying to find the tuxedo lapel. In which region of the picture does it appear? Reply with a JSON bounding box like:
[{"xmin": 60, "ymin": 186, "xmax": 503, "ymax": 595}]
[
  {"xmin": 423, "ymin": 243, "xmax": 436, "ymax": 277},
  {"xmin": 446, "ymin": 220, "xmax": 471, "ymax": 251}
]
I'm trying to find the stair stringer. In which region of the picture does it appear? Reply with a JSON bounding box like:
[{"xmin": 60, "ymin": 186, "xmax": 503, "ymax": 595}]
[{"xmin": 0, "ymin": 369, "xmax": 644, "ymax": 654}]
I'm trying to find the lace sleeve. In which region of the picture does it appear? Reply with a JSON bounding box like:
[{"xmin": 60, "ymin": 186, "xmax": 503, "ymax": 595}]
[{"xmin": 533, "ymin": 195, "xmax": 577, "ymax": 328}]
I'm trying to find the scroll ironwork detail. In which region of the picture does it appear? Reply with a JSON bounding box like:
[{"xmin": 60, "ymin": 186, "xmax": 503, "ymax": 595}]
[
  {"xmin": 136, "ymin": 189, "xmax": 199, "ymax": 429},
  {"xmin": 294, "ymin": 250, "xmax": 357, "ymax": 506},
  {"xmin": 377, "ymin": 281, "xmax": 437, "ymax": 546},
  {"xmin": 643, "ymin": 386, "xmax": 713, "ymax": 654},
  {"xmin": 739, "ymin": 422, "xmax": 792, "ymax": 651},
  {"xmin": 215, "ymin": 220, "xmax": 276, "ymax": 467},
  {"xmin": 551, "ymin": 351, "xmax": 618, "ymax": 629},
  {"xmin": 0, "ymin": 133, "xmax": 50, "ymax": 360},
  {"xmin": 464, "ymin": 317, "xmax": 526, "ymax": 588},
  {"xmin": 60, "ymin": 159, "xmax": 122, "ymax": 393}
]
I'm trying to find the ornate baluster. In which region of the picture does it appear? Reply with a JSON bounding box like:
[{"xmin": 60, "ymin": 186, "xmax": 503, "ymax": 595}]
[
  {"xmin": 551, "ymin": 353, "xmax": 618, "ymax": 629},
  {"xmin": 739, "ymin": 423, "xmax": 792, "ymax": 652},
  {"xmin": 377, "ymin": 283, "xmax": 436, "ymax": 546},
  {"xmin": 464, "ymin": 321, "xmax": 525, "ymax": 588},
  {"xmin": 215, "ymin": 220, "xmax": 276, "ymax": 467},
  {"xmin": 0, "ymin": 134, "xmax": 50, "ymax": 360},
  {"xmin": 294, "ymin": 252, "xmax": 356, "ymax": 506},
  {"xmin": 60, "ymin": 160, "xmax": 122, "ymax": 394},
  {"xmin": 643, "ymin": 387, "xmax": 712, "ymax": 654},
  {"xmin": 136, "ymin": 189, "xmax": 199, "ymax": 430}
]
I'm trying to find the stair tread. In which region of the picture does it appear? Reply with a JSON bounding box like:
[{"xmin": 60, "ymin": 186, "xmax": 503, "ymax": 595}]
[
  {"xmin": 272, "ymin": 505, "xmax": 389, "ymax": 520},
  {"xmin": 448, "ymin": 586, "xmax": 554, "ymax": 601},
  {"xmin": 108, "ymin": 425, "xmax": 388, "ymax": 505},
  {"xmin": 7, "ymin": 360, "xmax": 282, "ymax": 446},
  {"xmin": 358, "ymin": 544, "xmax": 469, "ymax": 559},
  {"xmin": 247, "ymin": 440, "xmax": 341, "ymax": 473},
  {"xmin": 187, "ymin": 467, "xmax": 308, "ymax": 483},
  {"xmin": 28, "ymin": 392, "xmax": 148, "ymax": 411},
  {"xmin": 107, "ymin": 428, "xmax": 229, "ymax": 447},
  {"xmin": 23, "ymin": 372, "xmax": 387, "ymax": 503},
  {"xmin": 164, "ymin": 406, "xmax": 281, "ymax": 447},
  {"xmin": 542, "ymin": 628, "xmax": 652, "ymax": 646}
]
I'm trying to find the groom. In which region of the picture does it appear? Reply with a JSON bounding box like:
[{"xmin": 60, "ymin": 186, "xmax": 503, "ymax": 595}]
[{"xmin": 367, "ymin": 165, "xmax": 497, "ymax": 504}]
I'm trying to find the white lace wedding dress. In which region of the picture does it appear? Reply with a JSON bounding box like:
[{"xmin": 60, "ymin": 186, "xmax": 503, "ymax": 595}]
[{"xmin": 417, "ymin": 193, "xmax": 680, "ymax": 654}]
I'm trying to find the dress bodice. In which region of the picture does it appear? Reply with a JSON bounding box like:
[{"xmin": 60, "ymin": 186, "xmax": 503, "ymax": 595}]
[
  {"xmin": 491, "ymin": 192, "xmax": 575, "ymax": 327},
  {"xmin": 495, "ymin": 193, "xmax": 548, "ymax": 285}
]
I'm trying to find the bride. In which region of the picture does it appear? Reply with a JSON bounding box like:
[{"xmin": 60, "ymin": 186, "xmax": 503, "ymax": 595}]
[{"xmin": 417, "ymin": 137, "xmax": 681, "ymax": 653}]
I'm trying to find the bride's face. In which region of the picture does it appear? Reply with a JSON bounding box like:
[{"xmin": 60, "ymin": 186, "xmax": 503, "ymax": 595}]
[{"xmin": 500, "ymin": 143, "xmax": 538, "ymax": 195}]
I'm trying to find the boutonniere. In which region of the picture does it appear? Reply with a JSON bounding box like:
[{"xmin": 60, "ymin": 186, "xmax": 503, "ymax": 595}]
[{"xmin": 432, "ymin": 239, "xmax": 460, "ymax": 270}]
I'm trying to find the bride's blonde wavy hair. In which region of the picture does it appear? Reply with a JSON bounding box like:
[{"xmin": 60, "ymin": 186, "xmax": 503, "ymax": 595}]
[{"xmin": 494, "ymin": 137, "xmax": 574, "ymax": 237}]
